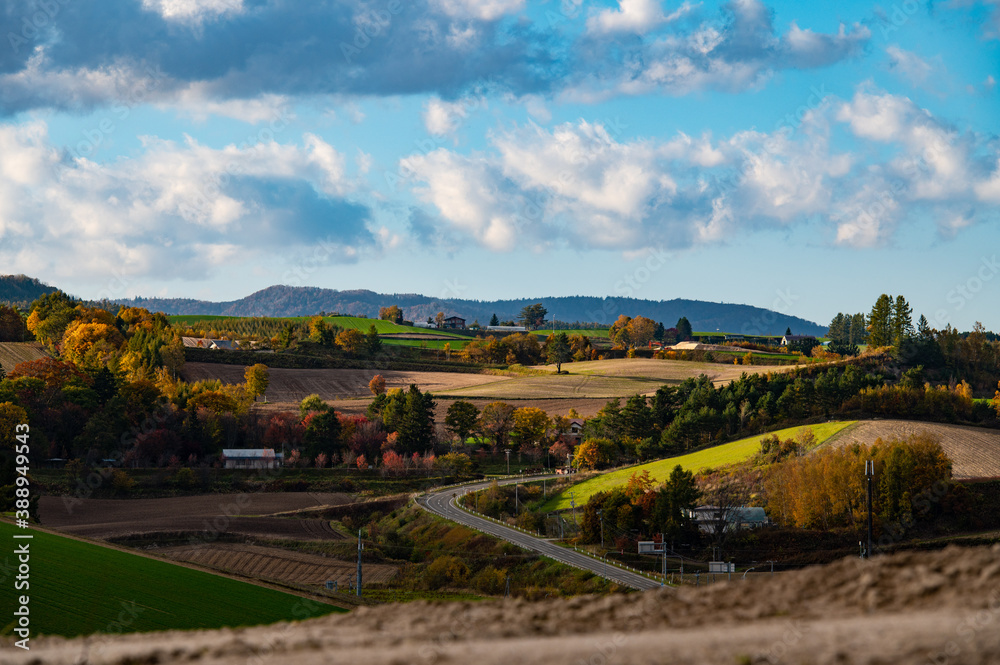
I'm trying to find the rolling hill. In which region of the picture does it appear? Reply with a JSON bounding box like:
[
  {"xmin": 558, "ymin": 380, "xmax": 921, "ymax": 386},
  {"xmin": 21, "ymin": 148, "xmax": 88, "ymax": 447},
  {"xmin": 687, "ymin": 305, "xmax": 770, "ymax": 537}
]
[
  {"xmin": 114, "ymin": 285, "xmax": 826, "ymax": 336},
  {"xmin": 0, "ymin": 274, "xmax": 59, "ymax": 306}
]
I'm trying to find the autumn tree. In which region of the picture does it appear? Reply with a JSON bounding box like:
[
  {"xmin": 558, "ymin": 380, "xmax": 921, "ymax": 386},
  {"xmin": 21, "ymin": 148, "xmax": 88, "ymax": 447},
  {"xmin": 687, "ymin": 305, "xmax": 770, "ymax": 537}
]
[
  {"xmin": 244, "ymin": 364, "xmax": 270, "ymax": 401},
  {"xmin": 309, "ymin": 317, "xmax": 335, "ymax": 346},
  {"xmin": 61, "ymin": 321, "xmax": 125, "ymax": 368},
  {"xmin": 300, "ymin": 394, "xmax": 328, "ymax": 419},
  {"xmin": 369, "ymin": 374, "xmax": 387, "ymax": 396},
  {"xmin": 479, "ymin": 401, "xmax": 516, "ymax": 450},
  {"xmin": 546, "ymin": 332, "xmax": 572, "ymax": 373},
  {"xmin": 626, "ymin": 316, "xmax": 657, "ymax": 348},
  {"xmin": 336, "ymin": 328, "xmax": 364, "ymax": 354},
  {"xmin": 610, "ymin": 315, "xmax": 632, "ymax": 349},
  {"xmin": 435, "ymin": 312, "xmax": 445, "ymax": 328},
  {"xmin": 26, "ymin": 291, "xmax": 78, "ymax": 348},
  {"xmin": 572, "ymin": 437, "xmax": 617, "ymax": 470},
  {"xmin": 379, "ymin": 305, "xmax": 403, "ymax": 324},
  {"xmin": 512, "ymin": 407, "xmax": 549, "ymax": 448}
]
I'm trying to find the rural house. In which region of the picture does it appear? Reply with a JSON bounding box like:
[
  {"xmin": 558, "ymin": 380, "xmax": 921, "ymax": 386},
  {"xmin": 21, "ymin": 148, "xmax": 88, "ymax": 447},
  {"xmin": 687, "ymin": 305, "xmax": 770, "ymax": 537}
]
[
  {"xmin": 442, "ymin": 316, "xmax": 466, "ymax": 329},
  {"xmin": 780, "ymin": 334, "xmax": 816, "ymax": 347},
  {"xmin": 222, "ymin": 449, "xmax": 283, "ymax": 470},
  {"xmin": 687, "ymin": 506, "xmax": 769, "ymax": 534}
]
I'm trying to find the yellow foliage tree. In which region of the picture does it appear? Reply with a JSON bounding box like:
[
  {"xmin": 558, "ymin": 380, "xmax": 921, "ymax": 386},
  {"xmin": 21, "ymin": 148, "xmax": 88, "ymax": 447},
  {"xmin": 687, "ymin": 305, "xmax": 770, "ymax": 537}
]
[{"xmin": 61, "ymin": 321, "xmax": 125, "ymax": 367}]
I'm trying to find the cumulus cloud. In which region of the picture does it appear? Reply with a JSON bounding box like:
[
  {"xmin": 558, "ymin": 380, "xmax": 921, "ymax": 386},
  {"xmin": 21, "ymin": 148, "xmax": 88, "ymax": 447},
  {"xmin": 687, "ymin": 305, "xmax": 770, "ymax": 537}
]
[
  {"xmin": 586, "ymin": 0, "xmax": 695, "ymax": 35},
  {"xmin": 401, "ymin": 88, "xmax": 999, "ymax": 252},
  {"xmin": 570, "ymin": 0, "xmax": 869, "ymax": 99},
  {"xmin": 0, "ymin": 121, "xmax": 375, "ymax": 283},
  {"xmin": 429, "ymin": 0, "xmax": 524, "ymax": 21}
]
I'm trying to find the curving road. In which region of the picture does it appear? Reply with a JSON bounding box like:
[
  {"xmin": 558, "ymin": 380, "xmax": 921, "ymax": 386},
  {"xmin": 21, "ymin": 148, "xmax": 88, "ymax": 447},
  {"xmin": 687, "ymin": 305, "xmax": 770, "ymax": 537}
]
[{"xmin": 416, "ymin": 476, "xmax": 660, "ymax": 590}]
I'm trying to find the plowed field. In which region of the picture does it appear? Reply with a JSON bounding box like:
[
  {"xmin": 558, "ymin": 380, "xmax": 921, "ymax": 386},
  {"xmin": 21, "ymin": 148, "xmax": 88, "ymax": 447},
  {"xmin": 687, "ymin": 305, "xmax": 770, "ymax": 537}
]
[
  {"xmin": 0, "ymin": 341, "xmax": 48, "ymax": 372},
  {"xmin": 158, "ymin": 543, "xmax": 398, "ymax": 586},
  {"xmin": 40, "ymin": 492, "xmax": 351, "ymax": 541},
  {"xmin": 179, "ymin": 362, "xmax": 509, "ymax": 401},
  {"xmin": 822, "ymin": 420, "xmax": 1000, "ymax": 479}
]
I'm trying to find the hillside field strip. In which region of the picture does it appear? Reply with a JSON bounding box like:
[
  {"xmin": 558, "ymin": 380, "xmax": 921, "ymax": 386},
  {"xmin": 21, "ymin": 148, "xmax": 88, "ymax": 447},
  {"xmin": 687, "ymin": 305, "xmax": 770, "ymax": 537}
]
[
  {"xmin": 39, "ymin": 493, "xmax": 352, "ymax": 542},
  {"xmin": 0, "ymin": 341, "xmax": 48, "ymax": 373},
  {"xmin": 821, "ymin": 420, "xmax": 1000, "ymax": 479},
  {"xmin": 157, "ymin": 543, "xmax": 399, "ymax": 587},
  {"xmin": 0, "ymin": 521, "xmax": 344, "ymax": 638},
  {"xmin": 540, "ymin": 422, "xmax": 855, "ymax": 512},
  {"xmin": 179, "ymin": 362, "xmax": 511, "ymax": 402},
  {"xmin": 441, "ymin": 358, "xmax": 797, "ymax": 400}
]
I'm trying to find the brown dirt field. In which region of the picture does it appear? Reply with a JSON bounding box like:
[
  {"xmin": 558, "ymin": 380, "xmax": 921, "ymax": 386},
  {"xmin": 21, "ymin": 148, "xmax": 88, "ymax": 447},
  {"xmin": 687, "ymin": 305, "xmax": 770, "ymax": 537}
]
[
  {"xmin": 822, "ymin": 420, "xmax": 1000, "ymax": 479},
  {"xmin": 40, "ymin": 492, "xmax": 351, "ymax": 541},
  {"xmin": 179, "ymin": 362, "xmax": 509, "ymax": 402},
  {"xmin": 310, "ymin": 396, "xmax": 614, "ymax": 420},
  {"xmin": 157, "ymin": 542, "xmax": 398, "ymax": 586},
  {"xmin": 0, "ymin": 341, "xmax": 48, "ymax": 373},
  {"xmin": 14, "ymin": 545, "xmax": 1000, "ymax": 665}
]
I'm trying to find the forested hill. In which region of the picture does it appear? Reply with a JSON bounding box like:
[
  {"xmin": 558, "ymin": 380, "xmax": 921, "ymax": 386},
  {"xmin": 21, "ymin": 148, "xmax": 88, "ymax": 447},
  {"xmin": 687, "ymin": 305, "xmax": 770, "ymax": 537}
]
[
  {"xmin": 0, "ymin": 275, "xmax": 58, "ymax": 307},
  {"xmin": 115, "ymin": 285, "xmax": 826, "ymax": 336}
]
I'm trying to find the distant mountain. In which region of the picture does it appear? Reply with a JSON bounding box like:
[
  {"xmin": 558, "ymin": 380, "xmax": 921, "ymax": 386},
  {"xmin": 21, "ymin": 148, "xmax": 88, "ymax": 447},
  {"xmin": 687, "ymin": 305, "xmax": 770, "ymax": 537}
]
[
  {"xmin": 116, "ymin": 285, "xmax": 826, "ymax": 336},
  {"xmin": 0, "ymin": 275, "xmax": 59, "ymax": 307}
]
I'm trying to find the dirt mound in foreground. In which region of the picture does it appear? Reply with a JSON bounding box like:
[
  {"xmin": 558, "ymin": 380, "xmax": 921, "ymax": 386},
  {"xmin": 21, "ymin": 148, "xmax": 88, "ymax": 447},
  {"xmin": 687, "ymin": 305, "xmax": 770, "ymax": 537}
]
[{"xmin": 8, "ymin": 545, "xmax": 1000, "ymax": 665}]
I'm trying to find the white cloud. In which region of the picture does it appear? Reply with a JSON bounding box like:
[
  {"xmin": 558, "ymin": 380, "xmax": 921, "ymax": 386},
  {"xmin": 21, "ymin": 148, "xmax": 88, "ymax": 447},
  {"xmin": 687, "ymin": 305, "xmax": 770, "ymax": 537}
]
[
  {"xmin": 885, "ymin": 45, "xmax": 942, "ymax": 90},
  {"xmin": 0, "ymin": 122, "xmax": 373, "ymax": 285},
  {"xmin": 587, "ymin": 0, "xmax": 695, "ymax": 35},
  {"xmin": 141, "ymin": 0, "xmax": 244, "ymax": 23},
  {"xmin": 423, "ymin": 98, "xmax": 470, "ymax": 136},
  {"xmin": 429, "ymin": 0, "xmax": 524, "ymax": 21},
  {"xmin": 403, "ymin": 88, "xmax": 1000, "ymax": 252}
]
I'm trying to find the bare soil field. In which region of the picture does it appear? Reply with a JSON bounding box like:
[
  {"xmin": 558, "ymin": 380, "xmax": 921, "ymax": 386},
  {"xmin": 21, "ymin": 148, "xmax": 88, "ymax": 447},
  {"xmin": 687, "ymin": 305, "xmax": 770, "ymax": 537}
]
[
  {"xmin": 40, "ymin": 493, "xmax": 351, "ymax": 541},
  {"xmin": 179, "ymin": 362, "xmax": 509, "ymax": 402},
  {"xmin": 0, "ymin": 341, "xmax": 48, "ymax": 373},
  {"xmin": 822, "ymin": 420, "xmax": 1000, "ymax": 479},
  {"xmin": 157, "ymin": 542, "xmax": 398, "ymax": 586},
  {"xmin": 446, "ymin": 358, "xmax": 794, "ymax": 399},
  {"xmin": 15, "ymin": 544, "xmax": 1000, "ymax": 665}
]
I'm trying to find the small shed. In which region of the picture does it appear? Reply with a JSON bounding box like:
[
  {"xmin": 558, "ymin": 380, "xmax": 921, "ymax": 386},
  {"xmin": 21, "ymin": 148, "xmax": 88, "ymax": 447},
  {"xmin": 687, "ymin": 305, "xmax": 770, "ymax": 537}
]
[{"xmin": 222, "ymin": 449, "xmax": 283, "ymax": 470}]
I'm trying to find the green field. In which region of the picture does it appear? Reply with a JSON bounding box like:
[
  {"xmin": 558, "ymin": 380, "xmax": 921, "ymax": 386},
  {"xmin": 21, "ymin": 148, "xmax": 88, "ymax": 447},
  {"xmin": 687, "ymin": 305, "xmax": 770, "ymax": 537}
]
[
  {"xmin": 540, "ymin": 421, "xmax": 855, "ymax": 512},
  {"xmin": 0, "ymin": 522, "xmax": 344, "ymax": 638},
  {"xmin": 382, "ymin": 338, "xmax": 471, "ymax": 350},
  {"xmin": 168, "ymin": 314, "xmax": 469, "ymax": 338}
]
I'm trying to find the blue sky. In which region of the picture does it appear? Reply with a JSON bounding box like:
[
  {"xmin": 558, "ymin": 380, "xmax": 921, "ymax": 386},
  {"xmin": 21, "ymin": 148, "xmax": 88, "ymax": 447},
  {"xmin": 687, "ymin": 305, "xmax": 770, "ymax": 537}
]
[{"xmin": 1, "ymin": 0, "xmax": 997, "ymax": 329}]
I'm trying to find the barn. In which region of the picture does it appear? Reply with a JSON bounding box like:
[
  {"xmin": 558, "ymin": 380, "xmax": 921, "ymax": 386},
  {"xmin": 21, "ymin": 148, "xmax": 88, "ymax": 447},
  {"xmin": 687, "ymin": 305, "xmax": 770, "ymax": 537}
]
[{"xmin": 222, "ymin": 449, "xmax": 283, "ymax": 470}]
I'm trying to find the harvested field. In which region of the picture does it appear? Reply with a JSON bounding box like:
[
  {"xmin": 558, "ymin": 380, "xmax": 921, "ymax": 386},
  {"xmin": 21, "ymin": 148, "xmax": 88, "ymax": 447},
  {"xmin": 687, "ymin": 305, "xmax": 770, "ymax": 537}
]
[
  {"xmin": 0, "ymin": 340, "xmax": 48, "ymax": 372},
  {"xmin": 445, "ymin": 358, "xmax": 796, "ymax": 399},
  {"xmin": 19, "ymin": 544, "xmax": 1000, "ymax": 665},
  {"xmin": 179, "ymin": 362, "xmax": 508, "ymax": 402},
  {"xmin": 40, "ymin": 492, "xmax": 351, "ymax": 541},
  {"xmin": 157, "ymin": 542, "xmax": 398, "ymax": 586},
  {"xmin": 822, "ymin": 420, "xmax": 1000, "ymax": 479}
]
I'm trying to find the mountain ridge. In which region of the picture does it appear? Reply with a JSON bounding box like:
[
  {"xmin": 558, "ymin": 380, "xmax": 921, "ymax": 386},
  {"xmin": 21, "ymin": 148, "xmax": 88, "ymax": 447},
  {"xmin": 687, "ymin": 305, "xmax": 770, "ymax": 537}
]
[{"xmin": 112, "ymin": 284, "xmax": 826, "ymax": 336}]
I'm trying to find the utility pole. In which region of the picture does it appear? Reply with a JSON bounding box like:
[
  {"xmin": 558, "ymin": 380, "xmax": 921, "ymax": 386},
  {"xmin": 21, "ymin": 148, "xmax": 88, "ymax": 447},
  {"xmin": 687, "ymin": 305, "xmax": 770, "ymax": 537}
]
[
  {"xmin": 356, "ymin": 529, "xmax": 363, "ymax": 597},
  {"xmin": 505, "ymin": 450, "xmax": 510, "ymax": 475},
  {"xmin": 570, "ymin": 491, "xmax": 577, "ymax": 526},
  {"xmin": 515, "ymin": 482, "xmax": 519, "ymax": 513},
  {"xmin": 597, "ymin": 509, "xmax": 604, "ymax": 549},
  {"xmin": 865, "ymin": 460, "xmax": 874, "ymax": 559}
]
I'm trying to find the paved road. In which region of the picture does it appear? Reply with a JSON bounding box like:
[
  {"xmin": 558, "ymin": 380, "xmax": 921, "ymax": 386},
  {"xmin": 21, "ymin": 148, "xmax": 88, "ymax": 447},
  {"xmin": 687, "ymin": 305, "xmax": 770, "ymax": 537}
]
[{"xmin": 417, "ymin": 476, "xmax": 661, "ymax": 590}]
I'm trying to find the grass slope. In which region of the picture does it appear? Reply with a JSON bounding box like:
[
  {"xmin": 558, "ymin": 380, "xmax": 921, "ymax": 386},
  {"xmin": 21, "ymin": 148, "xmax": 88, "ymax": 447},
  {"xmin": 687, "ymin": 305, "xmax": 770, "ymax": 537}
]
[
  {"xmin": 168, "ymin": 314, "xmax": 468, "ymax": 338},
  {"xmin": 0, "ymin": 521, "xmax": 344, "ymax": 638},
  {"xmin": 541, "ymin": 421, "xmax": 855, "ymax": 512}
]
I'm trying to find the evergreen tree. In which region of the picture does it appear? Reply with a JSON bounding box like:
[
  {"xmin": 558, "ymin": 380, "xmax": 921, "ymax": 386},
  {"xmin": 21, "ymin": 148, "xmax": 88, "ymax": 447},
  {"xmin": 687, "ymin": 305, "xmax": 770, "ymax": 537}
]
[
  {"xmin": 676, "ymin": 317, "xmax": 693, "ymax": 341},
  {"xmin": 868, "ymin": 294, "xmax": 894, "ymax": 347},
  {"xmin": 891, "ymin": 295, "xmax": 914, "ymax": 345},
  {"xmin": 489, "ymin": 313, "xmax": 499, "ymax": 327},
  {"xmin": 546, "ymin": 332, "xmax": 572, "ymax": 373},
  {"xmin": 849, "ymin": 313, "xmax": 867, "ymax": 345},
  {"xmin": 827, "ymin": 313, "xmax": 849, "ymax": 343},
  {"xmin": 365, "ymin": 324, "xmax": 382, "ymax": 355},
  {"xmin": 396, "ymin": 384, "xmax": 435, "ymax": 453}
]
